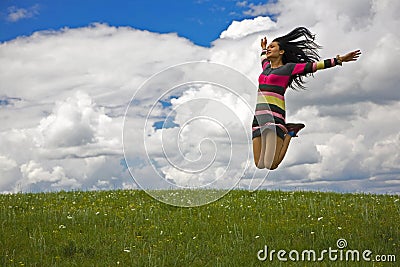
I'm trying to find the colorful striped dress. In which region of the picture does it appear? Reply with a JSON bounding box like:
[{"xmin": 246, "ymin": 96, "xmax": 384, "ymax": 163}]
[{"xmin": 252, "ymin": 49, "xmax": 341, "ymax": 139}]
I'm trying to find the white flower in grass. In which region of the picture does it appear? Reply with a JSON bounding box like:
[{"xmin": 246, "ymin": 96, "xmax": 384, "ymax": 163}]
[
  {"xmin": 123, "ymin": 249, "xmax": 130, "ymax": 253},
  {"xmin": 317, "ymin": 217, "xmax": 323, "ymax": 221}
]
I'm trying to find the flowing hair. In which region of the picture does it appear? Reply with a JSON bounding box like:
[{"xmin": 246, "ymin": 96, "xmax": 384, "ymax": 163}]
[{"xmin": 273, "ymin": 27, "xmax": 322, "ymax": 89}]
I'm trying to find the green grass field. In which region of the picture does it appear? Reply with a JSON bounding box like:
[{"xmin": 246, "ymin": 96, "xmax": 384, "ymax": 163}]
[{"xmin": 1, "ymin": 189, "xmax": 399, "ymax": 266}]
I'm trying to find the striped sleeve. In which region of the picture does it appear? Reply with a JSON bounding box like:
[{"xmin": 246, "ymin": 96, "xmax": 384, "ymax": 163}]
[
  {"xmin": 261, "ymin": 49, "xmax": 270, "ymax": 70},
  {"xmin": 291, "ymin": 58, "xmax": 340, "ymax": 76}
]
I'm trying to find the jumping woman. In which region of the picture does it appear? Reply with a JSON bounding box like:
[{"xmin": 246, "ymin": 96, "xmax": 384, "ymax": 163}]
[{"xmin": 252, "ymin": 27, "xmax": 361, "ymax": 169}]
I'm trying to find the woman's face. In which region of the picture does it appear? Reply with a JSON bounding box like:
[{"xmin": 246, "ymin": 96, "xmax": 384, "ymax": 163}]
[{"xmin": 266, "ymin": 41, "xmax": 284, "ymax": 59}]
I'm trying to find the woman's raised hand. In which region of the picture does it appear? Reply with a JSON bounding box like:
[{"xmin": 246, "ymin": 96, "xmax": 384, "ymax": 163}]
[
  {"xmin": 261, "ymin": 37, "xmax": 267, "ymax": 49},
  {"xmin": 340, "ymin": 50, "xmax": 362, "ymax": 62}
]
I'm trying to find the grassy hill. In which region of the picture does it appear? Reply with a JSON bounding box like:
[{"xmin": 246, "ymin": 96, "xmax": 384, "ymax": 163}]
[{"xmin": 1, "ymin": 189, "xmax": 399, "ymax": 266}]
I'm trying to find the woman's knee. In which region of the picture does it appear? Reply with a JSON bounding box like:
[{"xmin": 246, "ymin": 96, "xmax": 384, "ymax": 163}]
[
  {"xmin": 263, "ymin": 162, "xmax": 279, "ymax": 170},
  {"xmin": 254, "ymin": 155, "xmax": 265, "ymax": 169},
  {"xmin": 270, "ymin": 162, "xmax": 279, "ymax": 170},
  {"xmin": 254, "ymin": 155, "xmax": 279, "ymax": 169},
  {"xmin": 255, "ymin": 164, "xmax": 264, "ymax": 169}
]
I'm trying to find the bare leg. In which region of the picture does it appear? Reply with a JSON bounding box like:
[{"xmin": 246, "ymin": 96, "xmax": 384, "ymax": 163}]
[
  {"xmin": 262, "ymin": 130, "xmax": 284, "ymax": 170},
  {"xmin": 274, "ymin": 134, "xmax": 292, "ymax": 167},
  {"xmin": 270, "ymin": 123, "xmax": 305, "ymax": 168},
  {"xmin": 254, "ymin": 123, "xmax": 302, "ymax": 169},
  {"xmin": 253, "ymin": 130, "xmax": 290, "ymax": 170},
  {"xmin": 252, "ymin": 136, "xmax": 265, "ymax": 168}
]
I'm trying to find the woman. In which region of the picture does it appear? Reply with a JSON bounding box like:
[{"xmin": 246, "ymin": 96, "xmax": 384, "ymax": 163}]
[{"xmin": 252, "ymin": 27, "xmax": 361, "ymax": 170}]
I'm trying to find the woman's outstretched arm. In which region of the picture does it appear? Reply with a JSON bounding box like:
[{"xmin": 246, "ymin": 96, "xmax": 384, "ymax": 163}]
[{"xmin": 291, "ymin": 49, "xmax": 362, "ymax": 76}]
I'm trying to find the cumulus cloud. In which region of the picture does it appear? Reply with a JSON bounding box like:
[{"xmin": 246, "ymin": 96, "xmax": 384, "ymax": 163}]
[
  {"xmin": 0, "ymin": 90, "xmax": 133, "ymax": 192},
  {"xmin": 220, "ymin": 16, "xmax": 276, "ymax": 39},
  {"xmin": 0, "ymin": 23, "xmax": 208, "ymax": 193},
  {"xmin": 38, "ymin": 92, "xmax": 97, "ymax": 147},
  {"xmin": 0, "ymin": 155, "xmax": 17, "ymax": 171},
  {"xmin": 6, "ymin": 4, "xmax": 40, "ymax": 22},
  {"xmin": 20, "ymin": 160, "xmax": 79, "ymax": 188},
  {"xmin": 1, "ymin": 0, "xmax": 400, "ymax": 194}
]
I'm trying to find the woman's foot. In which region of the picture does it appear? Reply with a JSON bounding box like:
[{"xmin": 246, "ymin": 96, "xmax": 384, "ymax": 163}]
[{"xmin": 286, "ymin": 123, "xmax": 305, "ymax": 137}]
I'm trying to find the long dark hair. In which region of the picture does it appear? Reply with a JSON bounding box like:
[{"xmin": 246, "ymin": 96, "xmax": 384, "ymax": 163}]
[{"xmin": 273, "ymin": 27, "xmax": 322, "ymax": 89}]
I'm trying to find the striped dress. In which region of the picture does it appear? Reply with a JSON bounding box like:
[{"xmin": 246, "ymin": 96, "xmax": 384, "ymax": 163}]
[{"xmin": 252, "ymin": 49, "xmax": 341, "ymax": 139}]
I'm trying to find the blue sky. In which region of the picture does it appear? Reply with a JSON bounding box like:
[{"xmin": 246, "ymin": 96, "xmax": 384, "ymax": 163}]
[{"xmin": 0, "ymin": 0, "xmax": 266, "ymax": 46}]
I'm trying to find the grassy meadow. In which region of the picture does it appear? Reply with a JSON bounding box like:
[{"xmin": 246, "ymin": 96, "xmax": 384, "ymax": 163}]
[{"xmin": 0, "ymin": 189, "xmax": 399, "ymax": 266}]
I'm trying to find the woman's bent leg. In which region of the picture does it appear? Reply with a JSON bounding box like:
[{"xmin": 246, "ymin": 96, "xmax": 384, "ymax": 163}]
[
  {"xmin": 262, "ymin": 130, "xmax": 284, "ymax": 170},
  {"xmin": 274, "ymin": 134, "xmax": 292, "ymax": 167},
  {"xmin": 252, "ymin": 136, "xmax": 265, "ymax": 168},
  {"xmin": 253, "ymin": 130, "xmax": 287, "ymax": 170}
]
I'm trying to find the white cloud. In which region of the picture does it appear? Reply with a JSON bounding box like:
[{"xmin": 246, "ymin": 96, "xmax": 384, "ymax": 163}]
[
  {"xmin": 38, "ymin": 92, "xmax": 96, "ymax": 147},
  {"xmin": 1, "ymin": 0, "xmax": 400, "ymax": 194},
  {"xmin": 242, "ymin": 2, "xmax": 278, "ymax": 17},
  {"xmin": 220, "ymin": 16, "xmax": 276, "ymax": 39},
  {"xmin": 145, "ymin": 83, "xmax": 253, "ymax": 188},
  {"xmin": 236, "ymin": 1, "xmax": 248, "ymax": 8},
  {"xmin": 0, "ymin": 90, "xmax": 132, "ymax": 192},
  {"xmin": 19, "ymin": 160, "xmax": 81, "ymax": 190},
  {"xmin": 0, "ymin": 155, "xmax": 17, "ymax": 171},
  {"xmin": 6, "ymin": 4, "xmax": 40, "ymax": 22},
  {"xmin": 0, "ymin": 23, "xmax": 208, "ymax": 193}
]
